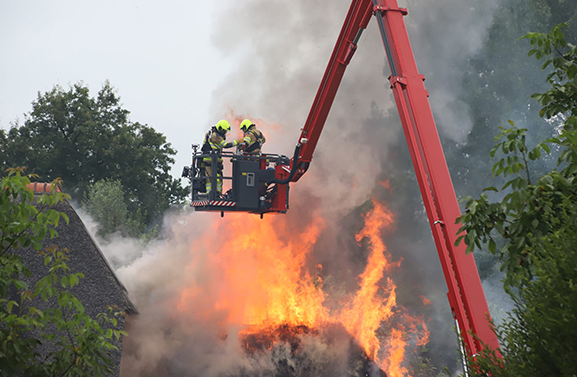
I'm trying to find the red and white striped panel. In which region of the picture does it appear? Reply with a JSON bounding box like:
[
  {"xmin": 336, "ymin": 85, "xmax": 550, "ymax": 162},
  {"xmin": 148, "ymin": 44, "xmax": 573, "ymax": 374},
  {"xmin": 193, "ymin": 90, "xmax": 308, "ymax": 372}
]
[
  {"xmin": 191, "ymin": 200, "xmax": 236, "ymax": 207},
  {"xmin": 208, "ymin": 200, "xmax": 236, "ymax": 207}
]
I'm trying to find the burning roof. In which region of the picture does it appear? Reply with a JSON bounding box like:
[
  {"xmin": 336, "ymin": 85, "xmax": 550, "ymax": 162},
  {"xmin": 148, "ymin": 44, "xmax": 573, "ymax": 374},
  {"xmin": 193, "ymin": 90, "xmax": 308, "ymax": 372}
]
[{"xmin": 121, "ymin": 199, "xmax": 429, "ymax": 376}]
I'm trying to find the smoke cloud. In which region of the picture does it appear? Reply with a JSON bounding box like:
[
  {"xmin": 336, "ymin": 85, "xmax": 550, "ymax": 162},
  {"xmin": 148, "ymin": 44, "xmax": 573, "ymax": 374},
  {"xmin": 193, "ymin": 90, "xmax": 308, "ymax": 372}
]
[
  {"xmin": 89, "ymin": 0, "xmax": 506, "ymax": 375},
  {"xmin": 403, "ymin": 0, "xmax": 501, "ymax": 142}
]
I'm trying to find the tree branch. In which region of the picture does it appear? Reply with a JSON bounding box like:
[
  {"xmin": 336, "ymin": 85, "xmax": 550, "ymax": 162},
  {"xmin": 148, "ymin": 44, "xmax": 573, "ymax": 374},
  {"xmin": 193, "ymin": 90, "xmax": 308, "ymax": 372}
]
[
  {"xmin": 520, "ymin": 147, "xmax": 532, "ymax": 185},
  {"xmin": 0, "ymin": 205, "xmax": 45, "ymax": 258}
]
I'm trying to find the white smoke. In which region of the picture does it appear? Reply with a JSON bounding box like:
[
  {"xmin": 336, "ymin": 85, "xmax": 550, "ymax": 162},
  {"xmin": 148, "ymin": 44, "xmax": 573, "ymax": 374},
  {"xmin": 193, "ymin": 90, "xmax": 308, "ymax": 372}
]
[{"xmin": 401, "ymin": 0, "xmax": 501, "ymax": 142}]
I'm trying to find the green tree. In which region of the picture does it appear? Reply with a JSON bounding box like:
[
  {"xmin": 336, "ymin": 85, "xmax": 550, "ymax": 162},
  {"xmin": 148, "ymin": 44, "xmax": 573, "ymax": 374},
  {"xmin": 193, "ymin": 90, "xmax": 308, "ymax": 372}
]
[
  {"xmin": 0, "ymin": 169, "xmax": 126, "ymax": 376},
  {"xmin": 0, "ymin": 82, "xmax": 188, "ymax": 226},
  {"xmin": 82, "ymin": 179, "xmax": 153, "ymax": 239},
  {"xmin": 456, "ymin": 24, "xmax": 577, "ymax": 376},
  {"xmin": 82, "ymin": 179, "xmax": 128, "ymax": 237}
]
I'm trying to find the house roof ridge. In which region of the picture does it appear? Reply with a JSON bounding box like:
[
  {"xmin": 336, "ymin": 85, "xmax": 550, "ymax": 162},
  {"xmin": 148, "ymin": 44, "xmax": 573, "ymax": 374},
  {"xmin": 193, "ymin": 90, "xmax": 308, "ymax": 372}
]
[{"xmin": 26, "ymin": 182, "xmax": 62, "ymax": 193}]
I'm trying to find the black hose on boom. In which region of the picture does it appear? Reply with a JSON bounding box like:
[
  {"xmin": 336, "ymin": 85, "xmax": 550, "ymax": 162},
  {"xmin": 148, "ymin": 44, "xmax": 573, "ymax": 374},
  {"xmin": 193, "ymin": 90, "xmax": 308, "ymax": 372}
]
[{"xmin": 268, "ymin": 143, "xmax": 302, "ymax": 185}]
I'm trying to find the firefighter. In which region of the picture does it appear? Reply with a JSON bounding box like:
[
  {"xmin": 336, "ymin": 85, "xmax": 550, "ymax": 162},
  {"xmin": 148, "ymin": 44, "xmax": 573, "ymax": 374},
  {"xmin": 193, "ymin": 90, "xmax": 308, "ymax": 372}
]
[
  {"xmin": 201, "ymin": 119, "xmax": 240, "ymax": 195},
  {"xmin": 239, "ymin": 119, "xmax": 266, "ymax": 155}
]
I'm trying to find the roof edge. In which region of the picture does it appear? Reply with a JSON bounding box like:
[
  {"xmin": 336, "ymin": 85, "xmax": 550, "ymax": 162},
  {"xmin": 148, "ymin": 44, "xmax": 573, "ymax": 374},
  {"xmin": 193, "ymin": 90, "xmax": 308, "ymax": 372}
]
[{"xmin": 26, "ymin": 182, "xmax": 62, "ymax": 193}]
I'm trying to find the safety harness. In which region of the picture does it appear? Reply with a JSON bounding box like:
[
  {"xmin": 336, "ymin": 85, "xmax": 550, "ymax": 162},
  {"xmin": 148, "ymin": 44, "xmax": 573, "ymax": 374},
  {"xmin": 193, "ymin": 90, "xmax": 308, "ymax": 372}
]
[{"xmin": 245, "ymin": 128, "xmax": 265, "ymax": 153}]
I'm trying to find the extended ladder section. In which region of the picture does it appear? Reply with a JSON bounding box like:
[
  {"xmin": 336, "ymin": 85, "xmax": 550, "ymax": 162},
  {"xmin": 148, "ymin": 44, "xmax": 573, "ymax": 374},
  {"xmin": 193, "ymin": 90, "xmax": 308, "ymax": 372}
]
[{"xmin": 373, "ymin": 0, "xmax": 501, "ymax": 358}]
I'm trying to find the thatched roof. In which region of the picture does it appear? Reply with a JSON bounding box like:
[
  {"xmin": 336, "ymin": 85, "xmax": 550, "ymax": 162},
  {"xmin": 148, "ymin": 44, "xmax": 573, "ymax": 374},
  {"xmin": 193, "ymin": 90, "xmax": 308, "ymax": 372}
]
[
  {"xmin": 22, "ymin": 183, "xmax": 137, "ymax": 315},
  {"xmin": 16, "ymin": 183, "xmax": 137, "ymax": 376}
]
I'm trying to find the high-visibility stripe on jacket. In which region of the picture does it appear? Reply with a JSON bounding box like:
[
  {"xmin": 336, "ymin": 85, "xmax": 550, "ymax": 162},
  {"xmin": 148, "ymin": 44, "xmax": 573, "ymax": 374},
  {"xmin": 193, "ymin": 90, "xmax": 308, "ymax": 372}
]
[
  {"xmin": 202, "ymin": 129, "xmax": 239, "ymax": 162},
  {"xmin": 243, "ymin": 127, "xmax": 266, "ymax": 154}
]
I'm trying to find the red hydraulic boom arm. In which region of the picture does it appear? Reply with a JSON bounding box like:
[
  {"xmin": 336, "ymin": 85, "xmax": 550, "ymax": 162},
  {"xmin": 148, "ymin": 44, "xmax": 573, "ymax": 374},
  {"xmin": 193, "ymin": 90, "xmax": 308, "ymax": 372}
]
[
  {"xmin": 288, "ymin": 0, "xmax": 501, "ymax": 361},
  {"xmin": 290, "ymin": 2, "xmax": 373, "ymax": 181}
]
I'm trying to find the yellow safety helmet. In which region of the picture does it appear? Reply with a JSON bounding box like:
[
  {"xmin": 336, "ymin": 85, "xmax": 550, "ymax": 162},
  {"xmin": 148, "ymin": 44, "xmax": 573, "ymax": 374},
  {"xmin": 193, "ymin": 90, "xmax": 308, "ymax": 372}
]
[
  {"xmin": 215, "ymin": 119, "xmax": 231, "ymax": 133},
  {"xmin": 240, "ymin": 119, "xmax": 253, "ymax": 132}
]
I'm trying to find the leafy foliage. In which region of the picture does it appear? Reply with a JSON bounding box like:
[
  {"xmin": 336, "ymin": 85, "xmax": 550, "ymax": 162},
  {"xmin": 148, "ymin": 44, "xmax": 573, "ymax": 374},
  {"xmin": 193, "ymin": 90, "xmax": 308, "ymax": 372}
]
[
  {"xmin": 456, "ymin": 124, "xmax": 559, "ymax": 287},
  {"xmin": 455, "ymin": 24, "xmax": 577, "ymax": 376},
  {"xmin": 0, "ymin": 169, "xmax": 126, "ymax": 376},
  {"xmin": 0, "ymin": 82, "xmax": 188, "ymax": 226},
  {"xmin": 82, "ymin": 179, "xmax": 129, "ymax": 237},
  {"xmin": 525, "ymin": 23, "xmax": 577, "ymax": 120},
  {"xmin": 82, "ymin": 179, "xmax": 156, "ymax": 240},
  {"xmin": 461, "ymin": 217, "xmax": 577, "ymax": 377},
  {"xmin": 452, "ymin": 0, "xmax": 577, "ymax": 207}
]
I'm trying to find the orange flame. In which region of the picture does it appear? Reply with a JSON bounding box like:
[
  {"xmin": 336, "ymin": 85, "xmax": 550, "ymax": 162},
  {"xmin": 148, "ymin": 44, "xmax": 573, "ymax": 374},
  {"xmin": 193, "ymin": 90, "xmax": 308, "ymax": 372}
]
[
  {"xmin": 214, "ymin": 214, "xmax": 327, "ymax": 328},
  {"xmin": 177, "ymin": 199, "xmax": 429, "ymax": 376},
  {"xmin": 339, "ymin": 200, "xmax": 403, "ymax": 373},
  {"xmin": 378, "ymin": 178, "xmax": 392, "ymax": 190}
]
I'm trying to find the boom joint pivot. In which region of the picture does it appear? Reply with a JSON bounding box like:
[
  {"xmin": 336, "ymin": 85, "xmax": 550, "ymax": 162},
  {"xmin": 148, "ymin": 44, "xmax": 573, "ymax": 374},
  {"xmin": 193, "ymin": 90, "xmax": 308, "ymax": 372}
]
[
  {"xmin": 373, "ymin": 5, "xmax": 408, "ymax": 16},
  {"xmin": 388, "ymin": 75, "xmax": 407, "ymax": 87}
]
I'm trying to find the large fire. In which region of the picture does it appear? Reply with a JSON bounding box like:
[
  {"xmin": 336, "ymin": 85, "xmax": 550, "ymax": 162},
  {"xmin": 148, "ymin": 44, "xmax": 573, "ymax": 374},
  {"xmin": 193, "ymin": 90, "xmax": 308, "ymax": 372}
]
[{"xmin": 177, "ymin": 199, "xmax": 429, "ymax": 377}]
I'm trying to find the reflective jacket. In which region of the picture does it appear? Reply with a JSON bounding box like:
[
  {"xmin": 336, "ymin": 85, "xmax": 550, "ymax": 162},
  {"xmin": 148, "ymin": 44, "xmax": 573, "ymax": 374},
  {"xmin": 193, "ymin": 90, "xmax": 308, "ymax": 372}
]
[
  {"xmin": 202, "ymin": 127, "xmax": 239, "ymax": 163},
  {"xmin": 242, "ymin": 126, "xmax": 266, "ymax": 154}
]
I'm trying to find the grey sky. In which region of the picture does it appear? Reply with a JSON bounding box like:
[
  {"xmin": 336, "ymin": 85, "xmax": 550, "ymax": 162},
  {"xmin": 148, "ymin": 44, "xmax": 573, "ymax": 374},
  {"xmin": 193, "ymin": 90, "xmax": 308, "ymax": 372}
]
[{"xmin": 0, "ymin": 0, "xmax": 232, "ymax": 177}]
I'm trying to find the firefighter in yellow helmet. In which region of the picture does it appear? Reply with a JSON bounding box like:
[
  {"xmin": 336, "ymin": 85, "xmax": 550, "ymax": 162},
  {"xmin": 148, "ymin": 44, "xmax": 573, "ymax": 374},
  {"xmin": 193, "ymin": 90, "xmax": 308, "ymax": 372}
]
[
  {"xmin": 200, "ymin": 120, "xmax": 240, "ymax": 195},
  {"xmin": 238, "ymin": 119, "xmax": 266, "ymax": 155}
]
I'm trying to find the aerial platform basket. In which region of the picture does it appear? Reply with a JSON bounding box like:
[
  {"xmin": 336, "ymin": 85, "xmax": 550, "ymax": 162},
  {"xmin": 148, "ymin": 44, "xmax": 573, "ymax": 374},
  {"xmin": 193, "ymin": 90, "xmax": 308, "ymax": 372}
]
[{"xmin": 182, "ymin": 146, "xmax": 291, "ymax": 216}]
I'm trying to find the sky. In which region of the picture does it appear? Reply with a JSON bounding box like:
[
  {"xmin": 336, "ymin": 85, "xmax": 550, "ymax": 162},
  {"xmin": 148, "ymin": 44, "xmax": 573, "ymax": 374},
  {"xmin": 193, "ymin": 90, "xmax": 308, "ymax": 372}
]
[{"xmin": 0, "ymin": 0, "xmax": 232, "ymax": 177}]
